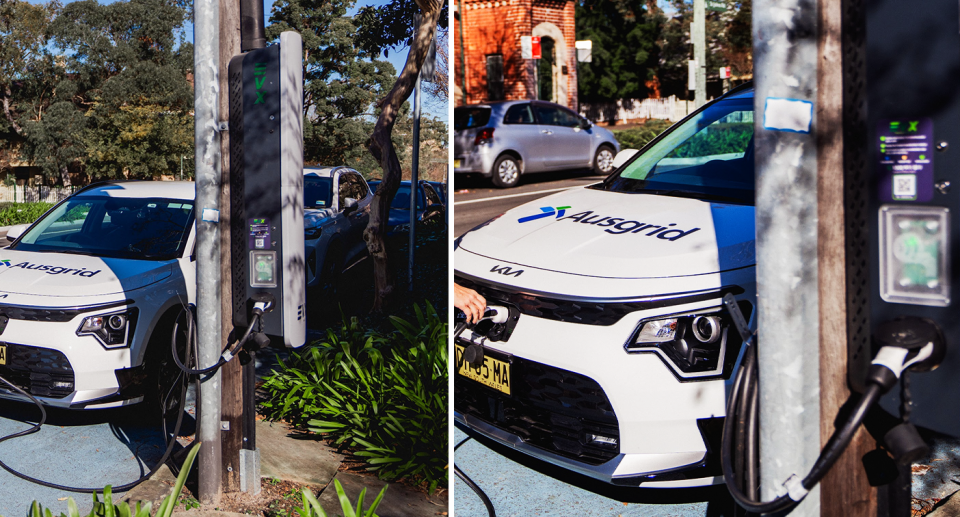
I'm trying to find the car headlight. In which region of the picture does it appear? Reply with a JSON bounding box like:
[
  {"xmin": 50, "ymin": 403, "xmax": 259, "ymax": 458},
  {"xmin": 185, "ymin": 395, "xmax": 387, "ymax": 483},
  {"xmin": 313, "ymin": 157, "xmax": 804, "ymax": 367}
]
[
  {"xmin": 304, "ymin": 226, "xmax": 322, "ymax": 240},
  {"xmin": 77, "ymin": 308, "xmax": 138, "ymax": 349},
  {"xmin": 625, "ymin": 307, "xmax": 746, "ymax": 378}
]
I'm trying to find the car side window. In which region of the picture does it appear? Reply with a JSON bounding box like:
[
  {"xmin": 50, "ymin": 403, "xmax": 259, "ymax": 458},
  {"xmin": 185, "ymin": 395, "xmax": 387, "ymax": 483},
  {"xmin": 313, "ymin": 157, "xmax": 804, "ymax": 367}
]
[
  {"xmin": 503, "ymin": 104, "xmax": 535, "ymax": 124},
  {"xmin": 556, "ymin": 108, "xmax": 582, "ymax": 128},
  {"xmin": 338, "ymin": 172, "xmax": 365, "ymax": 210},
  {"xmin": 533, "ymin": 105, "xmax": 561, "ymax": 126},
  {"xmin": 350, "ymin": 173, "xmax": 369, "ymax": 199},
  {"xmin": 423, "ymin": 183, "xmax": 441, "ymax": 206}
]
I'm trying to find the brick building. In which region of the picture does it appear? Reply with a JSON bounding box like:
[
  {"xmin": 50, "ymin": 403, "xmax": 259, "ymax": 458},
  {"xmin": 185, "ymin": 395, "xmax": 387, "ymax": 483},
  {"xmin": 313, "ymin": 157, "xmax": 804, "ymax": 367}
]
[{"xmin": 453, "ymin": 0, "xmax": 578, "ymax": 111}]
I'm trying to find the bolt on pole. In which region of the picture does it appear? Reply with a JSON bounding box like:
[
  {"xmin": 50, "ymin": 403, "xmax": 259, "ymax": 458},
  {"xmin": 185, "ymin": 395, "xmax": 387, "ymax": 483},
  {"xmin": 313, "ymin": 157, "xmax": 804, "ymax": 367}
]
[{"xmin": 193, "ymin": 0, "xmax": 223, "ymax": 504}]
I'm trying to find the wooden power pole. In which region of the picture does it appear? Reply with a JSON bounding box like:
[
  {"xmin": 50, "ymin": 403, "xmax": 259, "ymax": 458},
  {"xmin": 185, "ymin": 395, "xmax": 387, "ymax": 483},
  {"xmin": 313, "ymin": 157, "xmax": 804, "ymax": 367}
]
[{"xmin": 218, "ymin": 0, "xmax": 243, "ymax": 495}]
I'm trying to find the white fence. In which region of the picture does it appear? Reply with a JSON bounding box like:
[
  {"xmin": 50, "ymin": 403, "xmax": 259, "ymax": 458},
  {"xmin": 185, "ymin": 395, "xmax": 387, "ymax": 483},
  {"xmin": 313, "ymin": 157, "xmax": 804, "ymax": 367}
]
[
  {"xmin": 0, "ymin": 185, "xmax": 79, "ymax": 204},
  {"xmin": 580, "ymin": 95, "xmax": 700, "ymax": 124}
]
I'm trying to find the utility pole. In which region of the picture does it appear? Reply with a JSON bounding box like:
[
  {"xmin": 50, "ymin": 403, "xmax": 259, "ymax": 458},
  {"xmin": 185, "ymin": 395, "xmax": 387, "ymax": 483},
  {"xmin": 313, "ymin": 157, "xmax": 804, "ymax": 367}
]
[
  {"xmin": 193, "ymin": 0, "xmax": 222, "ymax": 504},
  {"xmin": 753, "ymin": 0, "xmax": 820, "ymax": 515},
  {"xmin": 692, "ymin": 0, "xmax": 706, "ymax": 107},
  {"xmin": 219, "ymin": 0, "xmax": 243, "ymax": 495}
]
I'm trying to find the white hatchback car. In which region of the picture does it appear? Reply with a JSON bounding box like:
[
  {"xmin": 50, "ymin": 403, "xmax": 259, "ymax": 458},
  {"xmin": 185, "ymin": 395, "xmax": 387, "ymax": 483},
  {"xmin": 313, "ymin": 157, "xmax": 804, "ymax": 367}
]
[{"xmin": 454, "ymin": 85, "xmax": 757, "ymax": 487}]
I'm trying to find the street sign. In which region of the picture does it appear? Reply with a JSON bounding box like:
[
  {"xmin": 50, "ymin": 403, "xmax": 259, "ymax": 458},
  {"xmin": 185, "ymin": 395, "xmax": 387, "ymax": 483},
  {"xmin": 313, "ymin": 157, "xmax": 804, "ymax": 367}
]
[
  {"xmin": 706, "ymin": 0, "xmax": 727, "ymax": 12},
  {"xmin": 575, "ymin": 40, "xmax": 592, "ymax": 63},
  {"xmin": 531, "ymin": 36, "xmax": 541, "ymax": 59},
  {"xmin": 521, "ymin": 36, "xmax": 532, "ymax": 59},
  {"xmin": 720, "ymin": 66, "xmax": 731, "ymax": 79}
]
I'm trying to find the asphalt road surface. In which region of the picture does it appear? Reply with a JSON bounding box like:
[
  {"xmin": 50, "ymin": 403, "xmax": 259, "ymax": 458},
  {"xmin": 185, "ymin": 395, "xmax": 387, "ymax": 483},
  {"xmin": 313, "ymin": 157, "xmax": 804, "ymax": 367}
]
[{"xmin": 453, "ymin": 170, "xmax": 606, "ymax": 237}]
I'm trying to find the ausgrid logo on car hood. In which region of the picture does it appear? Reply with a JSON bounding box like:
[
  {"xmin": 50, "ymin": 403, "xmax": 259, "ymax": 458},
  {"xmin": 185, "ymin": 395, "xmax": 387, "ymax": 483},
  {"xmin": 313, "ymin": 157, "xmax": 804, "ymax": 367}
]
[
  {"xmin": 458, "ymin": 187, "xmax": 756, "ymax": 279},
  {"xmin": 0, "ymin": 251, "xmax": 173, "ymax": 297}
]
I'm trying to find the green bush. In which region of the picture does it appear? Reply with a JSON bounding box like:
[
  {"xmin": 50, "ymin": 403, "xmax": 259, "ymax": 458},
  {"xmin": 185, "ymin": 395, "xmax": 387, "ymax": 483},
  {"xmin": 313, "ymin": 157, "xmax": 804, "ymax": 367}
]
[
  {"xmin": 296, "ymin": 480, "xmax": 387, "ymax": 517},
  {"xmin": 259, "ymin": 302, "xmax": 448, "ymax": 492},
  {"xmin": 612, "ymin": 119, "xmax": 672, "ymax": 150},
  {"xmin": 0, "ymin": 202, "xmax": 53, "ymax": 226}
]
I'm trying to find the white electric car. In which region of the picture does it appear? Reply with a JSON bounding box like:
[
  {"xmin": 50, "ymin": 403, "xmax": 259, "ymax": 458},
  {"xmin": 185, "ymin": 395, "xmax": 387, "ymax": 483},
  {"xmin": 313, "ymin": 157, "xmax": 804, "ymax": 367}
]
[
  {"xmin": 454, "ymin": 84, "xmax": 757, "ymax": 488},
  {"xmin": 0, "ymin": 181, "xmax": 197, "ymax": 410}
]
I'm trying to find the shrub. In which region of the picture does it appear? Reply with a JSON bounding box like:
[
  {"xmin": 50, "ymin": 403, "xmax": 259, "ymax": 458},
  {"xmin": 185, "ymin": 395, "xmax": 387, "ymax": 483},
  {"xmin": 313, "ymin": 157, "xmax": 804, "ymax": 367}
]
[
  {"xmin": 296, "ymin": 480, "xmax": 387, "ymax": 517},
  {"xmin": 612, "ymin": 119, "xmax": 672, "ymax": 150},
  {"xmin": 0, "ymin": 202, "xmax": 53, "ymax": 226},
  {"xmin": 259, "ymin": 302, "xmax": 448, "ymax": 492}
]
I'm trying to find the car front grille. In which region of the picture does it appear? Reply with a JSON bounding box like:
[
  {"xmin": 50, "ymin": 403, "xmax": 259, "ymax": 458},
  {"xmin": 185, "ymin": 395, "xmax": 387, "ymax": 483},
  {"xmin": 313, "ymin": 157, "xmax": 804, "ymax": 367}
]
[
  {"xmin": 455, "ymin": 350, "xmax": 620, "ymax": 465},
  {"xmin": 0, "ymin": 343, "xmax": 75, "ymax": 399},
  {"xmin": 455, "ymin": 275, "xmax": 743, "ymax": 326}
]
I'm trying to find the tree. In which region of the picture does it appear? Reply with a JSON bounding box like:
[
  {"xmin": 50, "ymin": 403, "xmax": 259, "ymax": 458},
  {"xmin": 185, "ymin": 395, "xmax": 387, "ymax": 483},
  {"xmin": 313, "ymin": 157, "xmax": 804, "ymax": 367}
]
[
  {"xmin": 350, "ymin": 0, "xmax": 447, "ymax": 311},
  {"xmin": 658, "ymin": 0, "xmax": 751, "ymax": 99},
  {"xmin": 575, "ymin": 0, "xmax": 662, "ymax": 103},
  {"xmin": 266, "ymin": 0, "xmax": 397, "ymax": 170}
]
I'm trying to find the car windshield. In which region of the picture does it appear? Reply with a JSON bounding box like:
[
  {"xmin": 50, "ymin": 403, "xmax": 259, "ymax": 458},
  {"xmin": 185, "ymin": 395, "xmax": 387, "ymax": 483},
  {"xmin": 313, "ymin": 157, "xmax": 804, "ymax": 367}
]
[
  {"xmin": 305, "ymin": 176, "xmax": 333, "ymax": 209},
  {"xmin": 600, "ymin": 93, "xmax": 755, "ymax": 205},
  {"xmin": 391, "ymin": 185, "xmax": 424, "ymax": 210},
  {"xmin": 12, "ymin": 196, "xmax": 194, "ymax": 260},
  {"xmin": 455, "ymin": 107, "xmax": 492, "ymax": 130}
]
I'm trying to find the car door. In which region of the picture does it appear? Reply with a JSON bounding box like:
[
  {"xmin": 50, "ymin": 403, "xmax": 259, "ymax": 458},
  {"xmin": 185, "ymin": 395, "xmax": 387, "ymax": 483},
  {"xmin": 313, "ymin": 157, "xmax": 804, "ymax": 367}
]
[
  {"xmin": 499, "ymin": 103, "xmax": 547, "ymax": 172},
  {"xmin": 533, "ymin": 103, "xmax": 591, "ymax": 169},
  {"xmin": 336, "ymin": 170, "xmax": 370, "ymax": 262}
]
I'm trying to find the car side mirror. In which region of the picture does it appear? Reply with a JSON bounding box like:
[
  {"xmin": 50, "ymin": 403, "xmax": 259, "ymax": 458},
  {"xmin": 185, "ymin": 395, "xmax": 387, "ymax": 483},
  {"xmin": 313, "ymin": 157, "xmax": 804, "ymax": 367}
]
[
  {"xmin": 342, "ymin": 197, "xmax": 358, "ymax": 214},
  {"xmin": 579, "ymin": 118, "xmax": 592, "ymax": 130},
  {"xmin": 5, "ymin": 224, "xmax": 27, "ymax": 242},
  {"xmin": 612, "ymin": 149, "xmax": 640, "ymax": 170}
]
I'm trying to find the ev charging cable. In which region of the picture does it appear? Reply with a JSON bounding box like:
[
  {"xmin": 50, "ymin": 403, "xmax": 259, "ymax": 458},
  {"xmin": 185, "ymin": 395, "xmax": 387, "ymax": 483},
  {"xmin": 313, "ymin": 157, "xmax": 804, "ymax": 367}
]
[
  {"xmin": 171, "ymin": 297, "xmax": 273, "ymax": 376},
  {"xmin": 720, "ymin": 295, "xmax": 946, "ymax": 513}
]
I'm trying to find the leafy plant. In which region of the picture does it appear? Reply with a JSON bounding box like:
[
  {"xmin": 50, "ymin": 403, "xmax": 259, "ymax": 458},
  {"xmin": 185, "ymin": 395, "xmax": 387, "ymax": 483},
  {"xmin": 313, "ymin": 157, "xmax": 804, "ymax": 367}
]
[
  {"xmin": 0, "ymin": 202, "xmax": 53, "ymax": 226},
  {"xmin": 259, "ymin": 303, "xmax": 448, "ymax": 490},
  {"xmin": 613, "ymin": 119, "xmax": 671, "ymax": 150},
  {"xmin": 294, "ymin": 480, "xmax": 386, "ymax": 517},
  {"xmin": 23, "ymin": 441, "xmax": 201, "ymax": 517}
]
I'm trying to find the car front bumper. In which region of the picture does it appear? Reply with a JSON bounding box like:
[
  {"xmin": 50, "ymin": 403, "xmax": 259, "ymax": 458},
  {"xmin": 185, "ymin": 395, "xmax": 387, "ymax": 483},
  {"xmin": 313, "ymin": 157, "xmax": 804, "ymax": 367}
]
[
  {"xmin": 453, "ymin": 283, "xmax": 744, "ymax": 488},
  {"xmin": 0, "ymin": 305, "xmax": 144, "ymax": 409}
]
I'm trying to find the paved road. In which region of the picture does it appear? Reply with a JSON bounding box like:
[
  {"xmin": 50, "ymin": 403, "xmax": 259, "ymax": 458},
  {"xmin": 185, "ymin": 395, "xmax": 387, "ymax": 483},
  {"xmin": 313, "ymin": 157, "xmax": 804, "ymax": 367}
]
[{"xmin": 453, "ymin": 170, "xmax": 605, "ymax": 237}]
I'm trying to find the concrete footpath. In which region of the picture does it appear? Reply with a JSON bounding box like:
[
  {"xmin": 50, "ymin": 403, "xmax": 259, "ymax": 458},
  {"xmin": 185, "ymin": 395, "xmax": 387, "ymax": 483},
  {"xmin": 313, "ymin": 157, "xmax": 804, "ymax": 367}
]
[{"xmin": 118, "ymin": 420, "xmax": 448, "ymax": 517}]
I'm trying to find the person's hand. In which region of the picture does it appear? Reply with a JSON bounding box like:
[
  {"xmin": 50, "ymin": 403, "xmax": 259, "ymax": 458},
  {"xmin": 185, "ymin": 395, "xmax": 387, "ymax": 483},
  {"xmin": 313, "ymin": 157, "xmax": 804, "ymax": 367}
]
[{"xmin": 454, "ymin": 283, "xmax": 486, "ymax": 325}]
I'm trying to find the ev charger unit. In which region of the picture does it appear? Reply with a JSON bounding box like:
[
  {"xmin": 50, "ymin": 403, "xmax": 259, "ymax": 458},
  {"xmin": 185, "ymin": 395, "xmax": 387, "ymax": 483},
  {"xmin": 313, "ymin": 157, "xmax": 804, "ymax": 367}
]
[
  {"xmin": 228, "ymin": 31, "xmax": 306, "ymax": 348},
  {"xmin": 864, "ymin": 0, "xmax": 960, "ymax": 437}
]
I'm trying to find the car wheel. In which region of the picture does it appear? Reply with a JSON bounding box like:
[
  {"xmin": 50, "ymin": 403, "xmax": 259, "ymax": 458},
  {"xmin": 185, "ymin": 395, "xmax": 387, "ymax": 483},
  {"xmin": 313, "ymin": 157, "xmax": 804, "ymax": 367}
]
[
  {"xmin": 491, "ymin": 155, "xmax": 521, "ymax": 188},
  {"xmin": 594, "ymin": 145, "xmax": 616, "ymax": 176},
  {"xmin": 144, "ymin": 310, "xmax": 188, "ymax": 429}
]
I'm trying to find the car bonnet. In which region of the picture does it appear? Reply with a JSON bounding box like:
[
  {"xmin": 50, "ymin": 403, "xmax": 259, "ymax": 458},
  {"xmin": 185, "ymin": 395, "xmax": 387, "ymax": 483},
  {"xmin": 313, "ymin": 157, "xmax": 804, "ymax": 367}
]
[
  {"xmin": 456, "ymin": 186, "xmax": 755, "ymax": 280},
  {"xmin": 0, "ymin": 250, "xmax": 174, "ymax": 297}
]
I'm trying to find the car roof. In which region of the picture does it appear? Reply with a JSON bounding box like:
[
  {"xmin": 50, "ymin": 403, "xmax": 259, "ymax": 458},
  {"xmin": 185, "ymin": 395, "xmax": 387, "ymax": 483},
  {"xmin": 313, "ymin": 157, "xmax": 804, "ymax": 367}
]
[
  {"xmin": 75, "ymin": 181, "xmax": 195, "ymax": 201},
  {"xmin": 304, "ymin": 166, "xmax": 359, "ymax": 179}
]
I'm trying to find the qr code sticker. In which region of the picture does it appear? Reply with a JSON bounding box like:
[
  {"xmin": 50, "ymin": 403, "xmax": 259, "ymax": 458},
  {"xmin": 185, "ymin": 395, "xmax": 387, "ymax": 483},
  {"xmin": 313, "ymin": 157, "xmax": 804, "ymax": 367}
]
[
  {"xmin": 255, "ymin": 238, "xmax": 265, "ymax": 249},
  {"xmin": 893, "ymin": 174, "xmax": 917, "ymax": 200}
]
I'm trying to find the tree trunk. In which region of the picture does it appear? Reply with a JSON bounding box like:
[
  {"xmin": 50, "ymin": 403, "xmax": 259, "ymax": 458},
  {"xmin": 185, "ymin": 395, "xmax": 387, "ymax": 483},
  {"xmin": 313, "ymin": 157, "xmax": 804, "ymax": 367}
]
[
  {"xmin": 3, "ymin": 84, "xmax": 22, "ymax": 135},
  {"xmin": 59, "ymin": 164, "xmax": 71, "ymax": 187},
  {"xmin": 364, "ymin": 0, "xmax": 443, "ymax": 312}
]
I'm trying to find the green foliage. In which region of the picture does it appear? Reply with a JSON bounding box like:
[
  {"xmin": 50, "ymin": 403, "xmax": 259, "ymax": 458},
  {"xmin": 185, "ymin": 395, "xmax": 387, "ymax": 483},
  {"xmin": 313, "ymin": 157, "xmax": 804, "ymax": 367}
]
[
  {"xmin": 354, "ymin": 0, "xmax": 448, "ymax": 56},
  {"xmin": 666, "ymin": 123, "xmax": 752, "ymax": 158},
  {"xmin": 22, "ymin": 441, "xmax": 200, "ymax": 517},
  {"xmin": 295, "ymin": 480, "xmax": 387, "ymax": 517},
  {"xmin": 2, "ymin": 0, "xmax": 195, "ymax": 183},
  {"xmin": 612, "ymin": 119, "xmax": 672, "ymax": 151},
  {"xmin": 0, "ymin": 202, "xmax": 52, "ymax": 225},
  {"xmin": 259, "ymin": 303, "xmax": 448, "ymax": 490},
  {"xmin": 576, "ymin": 0, "xmax": 661, "ymax": 103}
]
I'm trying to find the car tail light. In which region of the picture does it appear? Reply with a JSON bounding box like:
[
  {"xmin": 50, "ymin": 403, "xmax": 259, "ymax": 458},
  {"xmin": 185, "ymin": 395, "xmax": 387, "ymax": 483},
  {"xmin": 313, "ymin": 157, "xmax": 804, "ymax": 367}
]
[{"xmin": 474, "ymin": 127, "xmax": 494, "ymax": 146}]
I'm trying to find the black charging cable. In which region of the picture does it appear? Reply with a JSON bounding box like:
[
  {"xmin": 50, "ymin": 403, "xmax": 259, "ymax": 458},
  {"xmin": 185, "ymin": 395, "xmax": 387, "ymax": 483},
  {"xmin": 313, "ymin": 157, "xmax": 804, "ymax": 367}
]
[
  {"xmin": 454, "ymin": 436, "xmax": 497, "ymax": 517},
  {"xmin": 171, "ymin": 299, "xmax": 271, "ymax": 376},
  {"xmin": 0, "ymin": 330, "xmax": 193, "ymax": 493},
  {"xmin": 720, "ymin": 295, "xmax": 944, "ymax": 513}
]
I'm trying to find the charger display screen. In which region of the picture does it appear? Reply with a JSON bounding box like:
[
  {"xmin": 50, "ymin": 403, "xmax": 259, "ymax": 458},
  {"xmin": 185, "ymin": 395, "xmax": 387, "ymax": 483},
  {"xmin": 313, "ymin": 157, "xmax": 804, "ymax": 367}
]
[{"xmin": 879, "ymin": 205, "xmax": 950, "ymax": 306}]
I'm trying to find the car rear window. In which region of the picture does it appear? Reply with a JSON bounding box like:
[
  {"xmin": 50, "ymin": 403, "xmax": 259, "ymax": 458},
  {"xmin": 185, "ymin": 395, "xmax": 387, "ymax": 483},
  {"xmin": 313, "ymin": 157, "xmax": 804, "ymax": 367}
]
[{"xmin": 455, "ymin": 107, "xmax": 491, "ymax": 130}]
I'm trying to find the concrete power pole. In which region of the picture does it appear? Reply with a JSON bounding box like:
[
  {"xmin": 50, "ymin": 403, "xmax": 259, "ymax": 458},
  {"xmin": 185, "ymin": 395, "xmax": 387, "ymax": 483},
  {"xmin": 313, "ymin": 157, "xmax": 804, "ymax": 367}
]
[
  {"xmin": 193, "ymin": 0, "xmax": 223, "ymax": 504},
  {"xmin": 693, "ymin": 0, "xmax": 706, "ymax": 107},
  {"xmin": 753, "ymin": 0, "xmax": 820, "ymax": 515}
]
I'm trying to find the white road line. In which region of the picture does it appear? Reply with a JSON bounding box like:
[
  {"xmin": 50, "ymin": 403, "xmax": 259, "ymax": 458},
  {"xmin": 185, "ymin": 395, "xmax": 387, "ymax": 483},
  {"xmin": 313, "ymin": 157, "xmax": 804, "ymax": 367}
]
[{"xmin": 453, "ymin": 185, "xmax": 580, "ymax": 206}]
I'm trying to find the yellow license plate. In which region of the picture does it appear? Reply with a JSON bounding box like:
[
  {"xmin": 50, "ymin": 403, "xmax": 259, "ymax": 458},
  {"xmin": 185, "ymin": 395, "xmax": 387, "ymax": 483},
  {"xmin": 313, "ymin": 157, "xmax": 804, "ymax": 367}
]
[
  {"xmin": 456, "ymin": 344, "xmax": 511, "ymax": 395},
  {"xmin": 454, "ymin": 159, "xmax": 461, "ymax": 168},
  {"xmin": 0, "ymin": 345, "xmax": 6, "ymax": 366}
]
